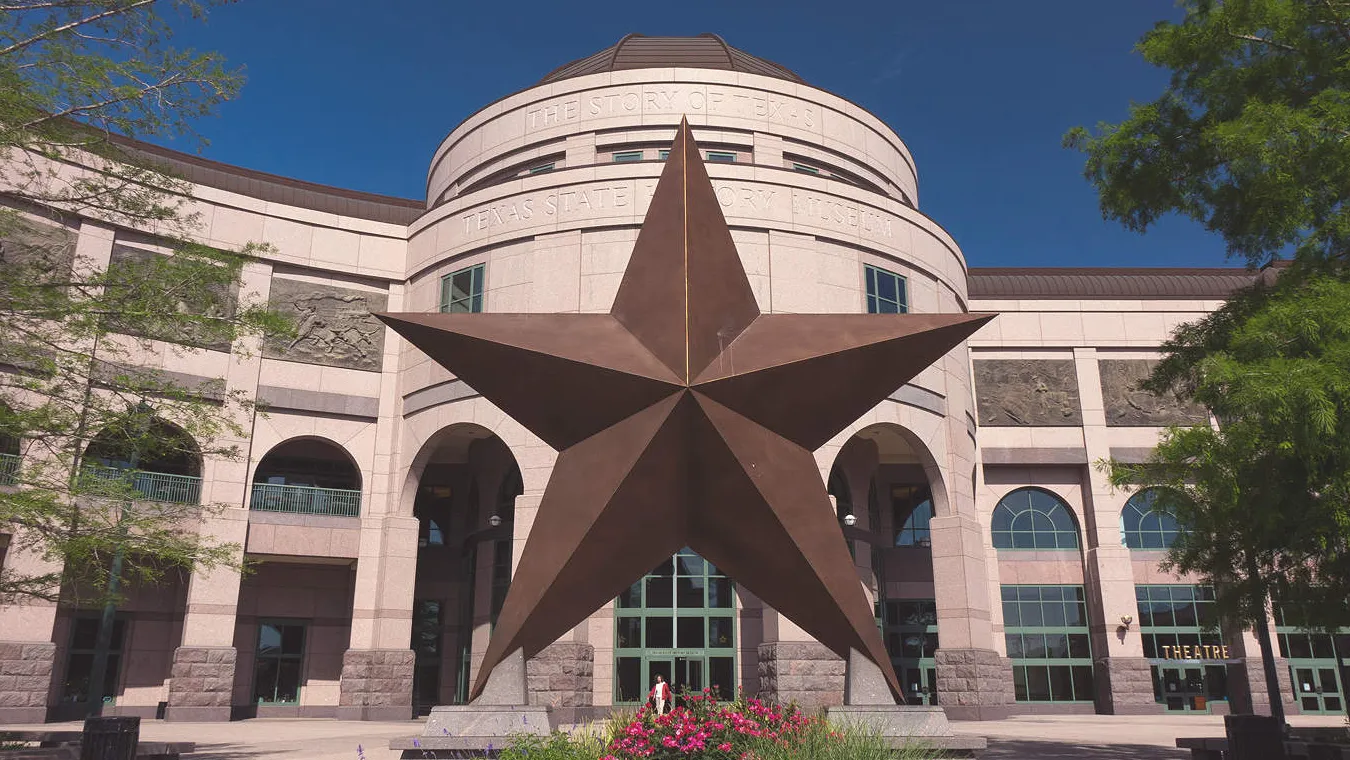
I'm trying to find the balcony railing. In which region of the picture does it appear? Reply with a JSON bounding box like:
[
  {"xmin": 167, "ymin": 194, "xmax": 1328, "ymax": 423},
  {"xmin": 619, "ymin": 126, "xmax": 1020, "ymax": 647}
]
[
  {"xmin": 0, "ymin": 453, "xmax": 19, "ymax": 486},
  {"xmin": 249, "ymin": 482, "xmax": 361, "ymax": 517},
  {"xmin": 80, "ymin": 465, "xmax": 202, "ymax": 505}
]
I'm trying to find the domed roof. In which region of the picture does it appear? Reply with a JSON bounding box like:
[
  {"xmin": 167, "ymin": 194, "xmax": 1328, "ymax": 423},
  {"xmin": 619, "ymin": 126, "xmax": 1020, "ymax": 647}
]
[{"xmin": 538, "ymin": 33, "xmax": 804, "ymax": 85}]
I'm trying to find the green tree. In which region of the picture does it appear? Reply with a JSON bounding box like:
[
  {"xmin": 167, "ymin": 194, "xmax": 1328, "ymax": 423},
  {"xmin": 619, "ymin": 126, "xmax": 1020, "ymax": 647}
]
[
  {"xmin": 0, "ymin": 0, "xmax": 290, "ymax": 716},
  {"xmin": 1065, "ymin": 0, "xmax": 1350, "ymax": 268}
]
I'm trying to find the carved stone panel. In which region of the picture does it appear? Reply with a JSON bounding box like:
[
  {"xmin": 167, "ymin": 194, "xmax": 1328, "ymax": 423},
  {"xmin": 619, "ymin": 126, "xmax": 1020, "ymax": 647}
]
[
  {"xmin": 974, "ymin": 359, "xmax": 1082, "ymax": 426},
  {"xmin": 264, "ymin": 278, "xmax": 387, "ymax": 371},
  {"xmin": 107, "ymin": 244, "xmax": 237, "ymax": 351},
  {"xmin": 0, "ymin": 217, "xmax": 75, "ymax": 281},
  {"xmin": 1099, "ymin": 359, "xmax": 1209, "ymax": 427}
]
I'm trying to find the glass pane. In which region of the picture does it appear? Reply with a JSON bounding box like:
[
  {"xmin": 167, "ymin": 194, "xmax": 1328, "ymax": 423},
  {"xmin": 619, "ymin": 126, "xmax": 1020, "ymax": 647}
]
[
  {"xmin": 645, "ymin": 617, "xmax": 673, "ymax": 648},
  {"xmin": 1205, "ymin": 665, "xmax": 1229, "ymax": 700},
  {"xmin": 1069, "ymin": 634, "xmax": 1091, "ymax": 659},
  {"xmin": 275, "ymin": 659, "xmax": 302, "ymax": 703},
  {"xmin": 709, "ymin": 657, "xmax": 734, "ymax": 701},
  {"xmin": 1023, "ymin": 634, "xmax": 1047, "ymax": 658},
  {"xmin": 617, "ymin": 657, "xmax": 641, "ymax": 702},
  {"xmin": 1327, "ymin": 697, "xmax": 1343, "ymax": 712},
  {"xmin": 71, "ymin": 619, "xmax": 99, "ymax": 650},
  {"xmin": 1011, "ymin": 531, "xmax": 1034, "ymax": 549},
  {"xmin": 1042, "ymin": 601, "xmax": 1067, "ymax": 627},
  {"xmin": 677, "ymin": 617, "xmax": 705, "ymax": 648},
  {"xmin": 1049, "ymin": 666, "xmax": 1075, "ymax": 701},
  {"xmin": 1318, "ymin": 669, "xmax": 1338, "ymax": 693},
  {"xmin": 676, "ymin": 576, "xmax": 705, "ymax": 608},
  {"xmin": 253, "ymin": 658, "xmax": 279, "ymax": 703},
  {"xmin": 707, "ymin": 578, "xmax": 733, "ymax": 608},
  {"xmin": 650, "ymin": 557, "xmax": 674, "ymax": 576},
  {"xmin": 876, "ymin": 272, "xmax": 897, "ymax": 302},
  {"xmin": 646, "ymin": 577, "xmax": 673, "ymax": 608},
  {"xmin": 62, "ymin": 653, "xmax": 93, "ymax": 701},
  {"xmin": 1005, "ymin": 634, "xmax": 1024, "ymax": 659},
  {"xmin": 616, "ymin": 618, "xmax": 641, "ymax": 649},
  {"xmin": 1150, "ymin": 601, "xmax": 1175, "ymax": 627},
  {"xmin": 1002, "ymin": 601, "xmax": 1021, "ymax": 627},
  {"xmin": 281, "ymin": 625, "xmax": 304, "ymax": 655},
  {"xmin": 1012, "ymin": 666, "xmax": 1029, "ymax": 701},
  {"xmin": 676, "ymin": 554, "xmax": 705, "ymax": 576},
  {"xmin": 258, "ymin": 623, "xmax": 282, "ymax": 656},
  {"xmin": 1313, "ymin": 635, "xmax": 1336, "ymax": 660},
  {"xmin": 1071, "ymin": 665, "xmax": 1095, "ymax": 702},
  {"xmin": 618, "ymin": 581, "xmax": 642, "ymax": 608},
  {"xmin": 902, "ymin": 634, "xmax": 923, "ymax": 659},
  {"xmin": 1172, "ymin": 601, "xmax": 1198, "ymax": 627},
  {"xmin": 1026, "ymin": 666, "xmax": 1051, "ymax": 701},
  {"xmin": 1045, "ymin": 633, "xmax": 1070, "ymax": 659},
  {"xmin": 1019, "ymin": 602, "xmax": 1044, "ymax": 627},
  {"xmin": 992, "ymin": 506, "xmax": 1014, "ymax": 533},
  {"xmin": 708, "ymin": 617, "xmax": 734, "ymax": 648},
  {"xmin": 1290, "ymin": 635, "xmax": 1313, "ymax": 659}
]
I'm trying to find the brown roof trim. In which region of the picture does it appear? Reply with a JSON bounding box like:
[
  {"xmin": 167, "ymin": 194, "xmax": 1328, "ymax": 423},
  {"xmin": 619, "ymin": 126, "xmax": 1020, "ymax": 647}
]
[
  {"xmin": 968, "ymin": 266, "xmax": 1257, "ymax": 300},
  {"xmin": 107, "ymin": 133, "xmax": 423, "ymax": 226}
]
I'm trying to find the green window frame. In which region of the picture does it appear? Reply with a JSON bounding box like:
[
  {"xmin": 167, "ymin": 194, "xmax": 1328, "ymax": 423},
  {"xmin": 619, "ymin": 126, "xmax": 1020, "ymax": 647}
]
[
  {"xmin": 527, "ymin": 163, "xmax": 555, "ymax": 174},
  {"xmin": 614, "ymin": 548, "xmax": 736, "ymax": 704},
  {"xmin": 792, "ymin": 162, "xmax": 821, "ymax": 174},
  {"xmin": 892, "ymin": 485, "xmax": 933, "ymax": 547},
  {"xmin": 440, "ymin": 264, "xmax": 484, "ymax": 314},
  {"xmin": 253, "ymin": 620, "xmax": 305, "ymax": 705},
  {"xmin": 1001, "ymin": 585, "xmax": 1095, "ymax": 703},
  {"xmin": 1121, "ymin": 489, "xmax": 1182, "ymax": 550},
  {"xmin": 612, "ymin": 151, "xmax": 644, "ymax": 163},
  {"xmin": 1273, "ymin": 606, "xmax": 1348, "ymax": 714},
  {"xmin": 992, "ymin": 488, "xmax": 1080, "ymax": 550},
  {"xmin": 864, "ymin": 264, "xmax": 908, "ymax": 314},
  {"xmin": 706, "ymin": 151, "xmax": 737, "ymax": 163},
  {"xmin": 61, "ymin": 615, "xmax": 126, "ymax": 706},
  {"xmin": 659, "ymin": 150, "xmax": 670, "ymax": 161},
  {"xmin": 1136, "ymin": 585, "xmax": 1230, "ymax": 710}
]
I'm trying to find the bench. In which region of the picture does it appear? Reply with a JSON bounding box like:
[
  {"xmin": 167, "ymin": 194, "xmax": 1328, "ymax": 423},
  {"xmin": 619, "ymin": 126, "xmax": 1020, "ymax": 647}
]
[{"xmin": 0, "ymin": 732, "xmax": 193, "ymax": 760}]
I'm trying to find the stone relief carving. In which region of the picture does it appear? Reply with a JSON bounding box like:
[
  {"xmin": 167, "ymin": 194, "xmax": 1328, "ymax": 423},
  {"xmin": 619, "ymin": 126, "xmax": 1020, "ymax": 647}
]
[
  {"xmin": 108, "ymin": 244, "xmax": 237, "ymax": 351},
  {"xmin": 0, "ymin": 217, "xmax": 75, "ymax": 279},
  {"xmin": 1099, "ymin": 359, "xmax": 1209, "ymax": 427},
  {"xmin": 264, "ymin": 278, "xmax": 387, "ymax": 371},
  {"xmin": 974, "ymin": 359, "xmax": 1083, "ymax": 426}
]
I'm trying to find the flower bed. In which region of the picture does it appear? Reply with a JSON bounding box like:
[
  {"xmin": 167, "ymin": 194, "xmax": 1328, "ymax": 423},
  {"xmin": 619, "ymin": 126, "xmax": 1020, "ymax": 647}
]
[{"xmin": 497, "ymin": 690, "xmax": 937, "ymax": 760}]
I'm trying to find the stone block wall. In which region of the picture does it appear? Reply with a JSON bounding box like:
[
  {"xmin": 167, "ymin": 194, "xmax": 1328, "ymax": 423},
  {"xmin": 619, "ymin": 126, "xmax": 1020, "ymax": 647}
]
[
  {"xmin": 165, "ymin": 646, "xmax": 236, "ymax": 721},
  {"xmin": 756, "ymin": 642, "xmax": 843, "ymax": 708},
  {"xmin": 337, "ymin": 649, "xmax": 414, "ymax": 721},
  {"xmin": 0, "ymin": 642, "xmax": 55, "ymax": 722},
  {"xmin": 934, "ymin": 648, "xmax": 1014, "ymax": 720},
  {"xmin": 1094, "ymin": 657, "xmax": 1162, "ymax": 715},
  {"xmin": 528, "ymin": 642, "xmax": 594, "ymax": 708}
]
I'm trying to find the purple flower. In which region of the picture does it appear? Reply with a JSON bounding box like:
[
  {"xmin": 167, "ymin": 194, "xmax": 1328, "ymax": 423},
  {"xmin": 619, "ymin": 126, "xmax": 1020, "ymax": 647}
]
[
  {"xmin": 412, "ymin": 739, "xmax": 421, "ymax": 748},
  {"xmin": 443, "ymin": 728, "xmax": 451, "ymax": 735}
]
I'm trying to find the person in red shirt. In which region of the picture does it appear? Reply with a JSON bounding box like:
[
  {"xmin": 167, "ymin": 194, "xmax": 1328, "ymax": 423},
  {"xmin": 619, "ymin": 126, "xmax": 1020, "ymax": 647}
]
[{"xmin": 649, "ymin": 674, "xmax": 671, "ymax": 715}]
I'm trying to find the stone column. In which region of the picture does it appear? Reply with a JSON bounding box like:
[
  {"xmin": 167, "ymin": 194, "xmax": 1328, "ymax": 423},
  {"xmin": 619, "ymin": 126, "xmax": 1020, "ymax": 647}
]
[
  {"xmin": 527, "ymin": 624, "xmax": 594, "ymax": 717},
  {"xmin": 756, "ymin": 611, "xmax": 845, "ymax": 708},
  {"xmin": 1227, "ymin": 618, "xmax": 1297, "ymax": 716},
  {"xmin": 1073, "ymin": 348, "xmax": 1159, "ymax": 714},
  {"xmin": 0, "ymin": 544, "xmax": 60, "ymax": 724},
  {"xmin": 165, "ymin": 259, "xmax": 270, "ymax": 722}
]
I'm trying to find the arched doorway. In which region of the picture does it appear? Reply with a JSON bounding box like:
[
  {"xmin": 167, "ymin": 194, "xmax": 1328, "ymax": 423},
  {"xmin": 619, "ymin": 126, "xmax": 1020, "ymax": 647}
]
[
  {"xmin": 406, "ymin": 425, "xmax": 520, "ymax": 713},
  {"xmin": 830, "ymin": 423, "xmax": 941, "ymax": 706}
]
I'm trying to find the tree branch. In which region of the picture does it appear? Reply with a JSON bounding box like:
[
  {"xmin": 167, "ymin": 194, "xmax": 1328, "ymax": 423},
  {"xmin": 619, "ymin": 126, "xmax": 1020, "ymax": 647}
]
[
  {"xmin": 0, "ymin": 0, "xmax": 155, "ymax": 58},
  {"xmin": 1224, "ymin": 31, "xmax": 1299, "ymax": 53}
]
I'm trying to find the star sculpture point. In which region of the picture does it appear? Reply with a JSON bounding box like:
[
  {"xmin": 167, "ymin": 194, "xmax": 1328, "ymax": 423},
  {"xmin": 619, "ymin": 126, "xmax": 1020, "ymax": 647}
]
[{"xmin": 378, "ymin": 118, "xmax": 993, "ymax": 703}]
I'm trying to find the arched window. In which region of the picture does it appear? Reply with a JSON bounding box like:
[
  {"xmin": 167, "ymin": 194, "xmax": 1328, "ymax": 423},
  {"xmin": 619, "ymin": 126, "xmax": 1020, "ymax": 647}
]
[
  {"xmin": 1121, "ymin": 489, "xmax": 1181, "ymax": 550},
  {"xmin": 991, "ymin": 488, "xmax": 1079, "ymax": 550},
  {"xmin": 893, "ymin": 485, "xmax": 933, "ymax": 547}
]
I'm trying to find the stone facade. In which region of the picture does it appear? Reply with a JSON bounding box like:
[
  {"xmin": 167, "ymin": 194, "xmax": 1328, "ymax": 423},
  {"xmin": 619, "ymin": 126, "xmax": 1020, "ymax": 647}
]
[
  {"xmin": 934, "ymin": 649, "xmax": 1014, "ymax": 720},
  {"xmin": 165, "ymin": 646, "xmax": 236, "ymax": 722},
  {"xmin": 0, "ymin": 642, "xmax": 55, "ymax": 723},
  {"xmin": 263, "ymin": 278, "xmax": 388, "ymax": 370},
  {"xmin": 1094, "ymin": 657, "xmax": 1162, "ymax": 715},
  {"xmin": 973, "ymin": 360, "xmax": 1083, "ymax": 426},
  {"xmin": 527, "ymin": 642, "xmax": 594, "ymax": 708},
  {"xmin": 337, "ymin": 649, "xmax": 415, "ymax": 721},
  {"xmin": 1099, "ymin": 359, "xmax": 1209, "ymax": 427},
  {"xmin": 756, "ymin": 642, "xmax": 844, "ymax": 708}
]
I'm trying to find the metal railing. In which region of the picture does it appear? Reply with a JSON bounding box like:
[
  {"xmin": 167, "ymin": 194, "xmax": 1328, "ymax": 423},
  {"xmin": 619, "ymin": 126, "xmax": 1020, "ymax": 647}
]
[
  {"xmin": 249, "ymin": 482, "xmax": 361, "ymax": 517},
  {"xmin": 79, "ymin": 465, "xmax": 202, "ymax": 505},
  {"xmin": 0, "ymin": 453, "xmax": 19, "ymax": 486}
]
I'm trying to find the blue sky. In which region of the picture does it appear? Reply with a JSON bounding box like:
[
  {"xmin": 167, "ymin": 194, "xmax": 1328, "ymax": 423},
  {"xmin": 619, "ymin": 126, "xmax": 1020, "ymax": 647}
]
[{"xmin": 163, "ymin": 0, "xmax": 1238, "ymax": 269}]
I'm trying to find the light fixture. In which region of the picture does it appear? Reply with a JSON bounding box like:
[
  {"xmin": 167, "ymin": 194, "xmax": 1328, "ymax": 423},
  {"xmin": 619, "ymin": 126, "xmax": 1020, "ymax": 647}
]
[
  {"xmin": 1119, "ymin": 614, "xmax": 1134, "ymax": 628},
  {"xmin": 842, "ymin": 514, "xmax": 857, "ymax": 527},
  {"xmin": 488, "ymin": 514, "xmax": 502, "ymax": 528}
]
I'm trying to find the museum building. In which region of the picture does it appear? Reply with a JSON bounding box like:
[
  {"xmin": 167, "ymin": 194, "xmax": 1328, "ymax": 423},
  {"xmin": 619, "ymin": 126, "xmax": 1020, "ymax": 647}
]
[{"xmin": 0, "ymin": 34, "xmax": 1341, "ymax": 724}]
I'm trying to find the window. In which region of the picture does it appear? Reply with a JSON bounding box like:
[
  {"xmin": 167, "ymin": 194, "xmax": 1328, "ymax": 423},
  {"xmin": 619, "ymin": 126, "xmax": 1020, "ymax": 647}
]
[
  {"xmin": 1274, "ymin": 606, "xmax": 1350, "ymax": 714},
  {"xmin": 883, "ymin": 599, "xmax": 939, "ymax": 705},
  {"xmin": 792, "ymin": 163, "xmax": 821, "ymax": 174},
  {"xmin": 659, "ymin": 150, "xmax": 670, "ymax": 161},
  {"xmin": 253, "ymin": 621, "xmax": 305, "ymax": 705},
  {"xmin": 1121, "ymin": 489, "xmax": 1182, "ymax": 550},
  {"xmin": 440, "ymin": 264, "xmax": 484, "ymax": 314},
  {"xmin": 892, "ymin": 485, "xmax": 933, "ymax": 547},
  {"xmin": 991, "ymin": 488, "xmax": 1080, "ymax": 550},
  {"xmin": 1136, "ymin": 586, "xmax": 1229, "ymax": 711},
  {"xmin": 1001, "ymin": 586, "xmax": 1094, "ymax": 703},
  {"xmin": 412, "ymin": 600, "xmax": 442, "ymax": 710},
  {"xmin": 527, "ymin": 163, "xmax": 555, "ymax": 174},
  {"xmin": 706, "ymin": 151, "xmax": 737, "ymax": 163},
  {"xmin": 61, "ymin": 616, "xmax": 126, "ymax": 706},
  {"xmin": 490, "ymin": 539, "xmax": 511, "ymax": 628},
  {"xmin": 612, "ymin": 151, "xmax": 644, "ymax": 163},
  {"xmin": 864, "ymin": 265, "xmax": 908, "ymax": 314}
]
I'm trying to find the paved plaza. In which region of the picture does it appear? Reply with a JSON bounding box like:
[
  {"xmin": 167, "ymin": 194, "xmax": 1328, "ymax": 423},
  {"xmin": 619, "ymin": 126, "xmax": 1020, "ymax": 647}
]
[{"xmin": 6, "ymin": 714, "xmax": 1347, "ymax": 759}]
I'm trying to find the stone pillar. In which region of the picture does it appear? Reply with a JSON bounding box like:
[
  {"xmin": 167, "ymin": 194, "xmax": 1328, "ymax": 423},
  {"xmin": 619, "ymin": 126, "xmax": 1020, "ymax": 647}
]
[
  {"xmin": 756, "ymin": 638, "xmax": 844, "ymax": 708},
  {"xmin": 527, "ymin": 640, "xmax": 594, "ymax": 711},
  {"xmin": 0, "ymin": 543, "xmax": 60, "ymax": 724},
  {"xmin": 1073, "ymin": 348, "xmax": 1160, "ymax": 714},
  {"xmin": 1228, "ymin": 621, "xmax": 1297, "ymax": 716}
]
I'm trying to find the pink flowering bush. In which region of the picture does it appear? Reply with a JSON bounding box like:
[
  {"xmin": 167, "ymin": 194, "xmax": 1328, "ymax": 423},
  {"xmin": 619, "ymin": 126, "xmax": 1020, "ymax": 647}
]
[{"xmin": 600, "ymin": 689, "xmax": 846, "ymax": 760}]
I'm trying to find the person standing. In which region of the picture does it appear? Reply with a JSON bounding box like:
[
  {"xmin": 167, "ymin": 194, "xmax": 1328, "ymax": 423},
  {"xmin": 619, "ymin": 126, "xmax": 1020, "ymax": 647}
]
[{"xmin": 649, "ymin": 674, "xmax": 671, "ymax": 715}]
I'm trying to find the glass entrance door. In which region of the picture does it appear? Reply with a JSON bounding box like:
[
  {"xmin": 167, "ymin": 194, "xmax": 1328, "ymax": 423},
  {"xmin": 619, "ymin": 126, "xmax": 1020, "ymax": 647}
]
[
  {"xmin": 1155, "ymin": 666, "xmax": 1208, "ymax": 711},
  {"xmin": 1291, "ymin": 665, "xmax": 1344, "ymax": 714}
]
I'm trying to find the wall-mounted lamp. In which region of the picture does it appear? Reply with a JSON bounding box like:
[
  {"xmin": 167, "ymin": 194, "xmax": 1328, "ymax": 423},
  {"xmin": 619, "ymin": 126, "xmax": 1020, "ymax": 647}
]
[
  {"xmin": 488, "ymin": 514, "xmax": 502, "ymax": 528},
  {"xmin": 1119, "ymin": 614, "xmax": 1134, "ymax": 629},
  {"xmin": 842, "ymin": 514, "xmax": 857, "ymax": 527}
]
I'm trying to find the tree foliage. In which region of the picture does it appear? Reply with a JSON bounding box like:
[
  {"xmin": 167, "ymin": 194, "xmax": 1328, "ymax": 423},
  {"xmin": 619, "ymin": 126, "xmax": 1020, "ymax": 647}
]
[
  {"xmin": 1066, "ymin": 0, "xmax": 1350, "ymax": 267},
  {"xmin": 0, "ymin": 0, "xmax": 289, "ymax": 605}
]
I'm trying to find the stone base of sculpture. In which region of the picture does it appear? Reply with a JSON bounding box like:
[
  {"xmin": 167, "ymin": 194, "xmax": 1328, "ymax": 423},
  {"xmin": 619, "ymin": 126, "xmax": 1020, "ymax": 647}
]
[
  {"xmin": 823, "ymin": 650, "xmax": 988, "ymax": 756},
  {"xmin": 391, "ymin": 650, "xmax": 553, "ymax": 758}
]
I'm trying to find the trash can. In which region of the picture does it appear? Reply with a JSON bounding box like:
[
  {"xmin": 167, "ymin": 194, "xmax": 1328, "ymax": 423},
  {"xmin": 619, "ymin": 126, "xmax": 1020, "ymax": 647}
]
[
  {"xmin": 81, "ymin": 716, "xmax": 139, "ymax": 760},
  {"xmin": 1224, "ymin": 714, "xmax": 1285, "ymax": 760}
]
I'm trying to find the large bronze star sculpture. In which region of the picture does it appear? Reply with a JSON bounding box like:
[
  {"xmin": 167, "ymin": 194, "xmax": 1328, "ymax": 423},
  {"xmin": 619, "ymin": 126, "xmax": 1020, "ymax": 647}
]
[{"xmin": 379, "ymin": 120, "xmax": 991, "ymax": 702}]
